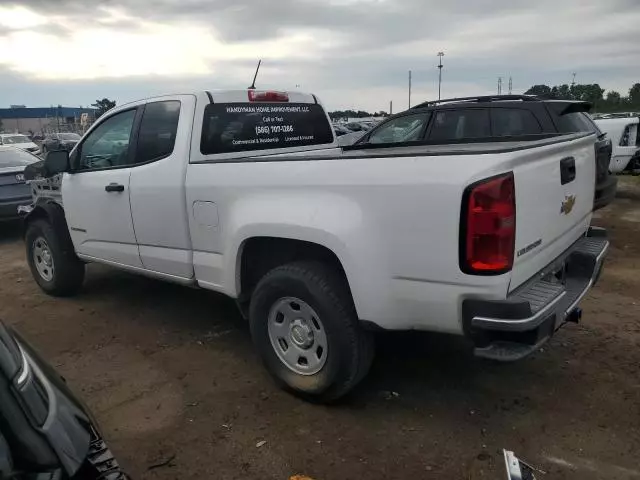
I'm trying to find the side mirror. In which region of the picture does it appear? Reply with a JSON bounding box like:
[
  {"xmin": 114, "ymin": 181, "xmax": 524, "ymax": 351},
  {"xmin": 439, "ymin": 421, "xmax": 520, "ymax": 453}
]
[{"xmin": 43, "ymin": 150, "xmax": 69, "ymax": 177}]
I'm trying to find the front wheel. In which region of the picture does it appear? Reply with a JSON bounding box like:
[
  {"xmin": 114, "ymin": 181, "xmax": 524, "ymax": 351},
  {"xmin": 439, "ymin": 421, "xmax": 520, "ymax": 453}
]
[
  {"xmin": 249, "ymin": 261, "xmax": 374, "ymax": 402},
  {"xmin": 25, "ymin": 219, "xmax": 85, "ymax": 296}
]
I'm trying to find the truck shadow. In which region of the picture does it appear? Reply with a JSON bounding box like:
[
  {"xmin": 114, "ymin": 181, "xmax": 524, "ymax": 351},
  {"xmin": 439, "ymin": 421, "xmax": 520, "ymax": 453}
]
[
  {"xmin": 0, "ymin": 221, "xmax": 23, "ymax": 245},
  {"xmin": 78, "ymin": 264, "xmax": 556, "ymax": 409}
]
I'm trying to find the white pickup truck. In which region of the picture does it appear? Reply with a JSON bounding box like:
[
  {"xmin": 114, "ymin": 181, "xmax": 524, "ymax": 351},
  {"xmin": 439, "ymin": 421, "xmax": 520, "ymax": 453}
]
[
  {"xmin": 594, "ymin": 116, "xmax": 639, "ymax": 174},
  {"xmin": 22, "ymin": 91, "xmax": 609, "ymax": 402}
]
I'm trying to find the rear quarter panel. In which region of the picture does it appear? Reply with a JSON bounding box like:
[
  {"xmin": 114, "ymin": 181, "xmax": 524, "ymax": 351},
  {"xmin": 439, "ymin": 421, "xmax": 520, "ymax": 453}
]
[{"xmin": 186, "ymin": 152, "xmax": 515, "ymax": 334}]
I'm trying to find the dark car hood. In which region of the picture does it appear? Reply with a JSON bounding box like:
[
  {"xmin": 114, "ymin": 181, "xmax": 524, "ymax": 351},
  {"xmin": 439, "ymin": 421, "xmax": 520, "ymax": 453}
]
[{"xmin": 0, "ymin": 160, "xmax": 29, "ymax": 168}]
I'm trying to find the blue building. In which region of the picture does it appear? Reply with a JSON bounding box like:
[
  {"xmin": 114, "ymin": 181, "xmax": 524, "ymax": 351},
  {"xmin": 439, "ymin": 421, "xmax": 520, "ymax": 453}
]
[{"xmin": 0, "ymin": 106, "xmax": 97, "ymax": 134}]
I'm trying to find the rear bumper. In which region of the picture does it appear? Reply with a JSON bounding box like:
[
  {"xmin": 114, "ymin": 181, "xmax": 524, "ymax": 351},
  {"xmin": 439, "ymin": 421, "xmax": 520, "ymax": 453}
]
[
  {"xmin": 462, "ymin": 227, "xmax": 609, "ymax": 361},
  {"xmin": 0, "ymin": 196, "xmax": 31, "ymax": 221},
  {"xmin": 594, "ymin": 175, "xmax": 618, "ymax": 211}
]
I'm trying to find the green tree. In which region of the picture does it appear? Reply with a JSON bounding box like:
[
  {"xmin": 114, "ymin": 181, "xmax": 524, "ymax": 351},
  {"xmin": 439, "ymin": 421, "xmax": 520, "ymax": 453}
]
[
  {"xmin": 606, "ymin": 90, "xmax": 622, "ymax": 105},
  {"xmin": 606, "ymin": 91, "xmax": 621, "ymax": 102},
  {"xmin": 91, "ymin": 98, "xmax": 116, "ymax": 118},
  {"xmin": 571, "ymin": 84, "xmax": 604, "ymax": 105},
  {"xmin": 629, "ymin": 83, "xmax": 640, "ymax": 106},
  {"xmin": 524, "ymin": 85, "xmax": 552, "ymax": 97}
]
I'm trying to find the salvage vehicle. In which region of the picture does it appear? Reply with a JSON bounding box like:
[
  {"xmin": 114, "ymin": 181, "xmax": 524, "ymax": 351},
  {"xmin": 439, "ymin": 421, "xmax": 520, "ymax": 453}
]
[
  {"xmin": 41, "ymin": 132, "xmax": 82, "ymax": 154},
  {"xmin": 0, "ymin": 134, "xmax": 40, "ymax": 155},
  {"xmin": 0, "ymin": 318, "xmax": 127, "ymax": 479},
  {"xmin": 21, "ymin": 91, "xmax": 609, "ymax": 402},
  {"xmin": 0, "ymin": 146, "xmax": 39, "ymax": 222},
  {"xmin": 594, "ymin": 116, "xmax": 640, "ymax": 174},
  {"xmin": 356, "ymin": 95, "xmax": 617, "ymax": 211}
]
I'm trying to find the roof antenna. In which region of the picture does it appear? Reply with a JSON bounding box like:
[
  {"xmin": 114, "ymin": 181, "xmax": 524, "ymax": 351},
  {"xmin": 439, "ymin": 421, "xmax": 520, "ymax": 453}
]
[{"xmin": 248, "ymin": 59, "xmax": 262, "ymax": 90}]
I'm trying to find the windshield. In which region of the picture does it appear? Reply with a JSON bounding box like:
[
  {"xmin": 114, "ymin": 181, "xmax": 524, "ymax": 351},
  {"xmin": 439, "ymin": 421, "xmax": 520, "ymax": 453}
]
[
  {"xmin": 1, "ymin": 135, "xmax": 31, "ymax": 145},
  {"xmin": 59, "ymin": 133, "xmax": 81, "ymax": 140},
  {"xmin": 0, "ymin": 149, "xmax": 38, "ymax": 167}
]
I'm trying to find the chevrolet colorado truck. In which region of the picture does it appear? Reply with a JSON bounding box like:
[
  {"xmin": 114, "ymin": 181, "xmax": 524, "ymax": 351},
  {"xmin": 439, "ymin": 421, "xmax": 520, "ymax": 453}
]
[{"xmin": 21, "ymin": 91, "xmax": 609, "ymax": 402}]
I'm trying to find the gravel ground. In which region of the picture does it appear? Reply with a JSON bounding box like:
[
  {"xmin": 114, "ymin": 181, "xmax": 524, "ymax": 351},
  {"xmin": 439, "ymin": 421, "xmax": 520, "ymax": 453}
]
[{"xmin": 1, "ymin": 178, "xmax": 639, "ymax": 480}]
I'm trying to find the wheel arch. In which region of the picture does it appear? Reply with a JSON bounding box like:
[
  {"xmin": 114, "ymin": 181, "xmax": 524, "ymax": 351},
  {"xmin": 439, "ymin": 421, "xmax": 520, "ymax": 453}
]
[
  {"xmin": 235, "ymin": 235, "xmax": 357, "ymax": 317},
  {"xmin": 23, "ymin": 200, "xmax": 76, "ymax": 256}
]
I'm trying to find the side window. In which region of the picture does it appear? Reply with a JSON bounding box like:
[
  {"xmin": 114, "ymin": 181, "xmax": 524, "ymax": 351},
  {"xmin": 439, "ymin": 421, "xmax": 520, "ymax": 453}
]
[
  {"xmin": 78, "ymin": 109, "xmax": 136, "ymax": 170},
  {"xmin": 428, "ymin": 109, "xmax": 490, "ymax": 142},
  {"xmin": 491, "ymin": 109, "xmax": 543, "ymax": 136},
  {"xmin": 136, "ymin": 101, "xmax": 181, "ymax": 163},
  {"xmin": 366, "ymin": 113, "xmax": 431, "ymax": 144},
  {"xmin": 556, "ymin": 112, "xmax": 596, "ymax": 133}
]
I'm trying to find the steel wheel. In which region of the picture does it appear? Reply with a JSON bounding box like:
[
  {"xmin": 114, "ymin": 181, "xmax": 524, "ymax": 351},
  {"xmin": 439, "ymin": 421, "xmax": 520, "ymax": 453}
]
[
  {"xmin": 267, "ymin": 297, "xmax": 328, "ymax": 375},
  {"xmin": 32, "ymin": 237, "xmax": 54, "ymax": 282}
]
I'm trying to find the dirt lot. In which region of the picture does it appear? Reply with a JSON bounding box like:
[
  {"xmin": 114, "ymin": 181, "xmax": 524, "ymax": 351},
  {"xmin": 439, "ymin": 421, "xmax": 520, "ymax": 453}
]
[{"xmin": 1, "ymin": 179, "xmax": 639, "ymax": 480}]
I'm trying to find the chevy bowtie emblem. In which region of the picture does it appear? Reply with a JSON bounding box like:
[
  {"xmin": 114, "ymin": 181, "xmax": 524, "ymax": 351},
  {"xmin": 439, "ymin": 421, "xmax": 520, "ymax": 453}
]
[{"xmin": 561, "ymin": 194, "xmax": 576, "ymax": 215}]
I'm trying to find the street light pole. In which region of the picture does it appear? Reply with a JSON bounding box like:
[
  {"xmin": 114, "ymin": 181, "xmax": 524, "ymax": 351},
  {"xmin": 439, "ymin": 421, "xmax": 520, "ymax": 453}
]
[{"xmin": 437, "ymin": 52, "xmax": 445, "ymax": 100}]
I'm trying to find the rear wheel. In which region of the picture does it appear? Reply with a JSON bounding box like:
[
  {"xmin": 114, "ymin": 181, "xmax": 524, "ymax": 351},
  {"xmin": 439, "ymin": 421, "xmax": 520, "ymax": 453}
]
[
  {"xmin": 249, "ymin": 261, "xmax": 374, "ymax": 402},
  {"xmin": 25, "ymin": 219, "xmax": 85, "ymax": 296}
]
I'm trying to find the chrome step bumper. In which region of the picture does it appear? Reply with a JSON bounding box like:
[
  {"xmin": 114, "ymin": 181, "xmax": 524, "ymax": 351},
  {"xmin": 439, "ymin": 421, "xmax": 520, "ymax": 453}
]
[{"xmin": 463, "ymin": 227, "xmax": 609, "ymax": 361}]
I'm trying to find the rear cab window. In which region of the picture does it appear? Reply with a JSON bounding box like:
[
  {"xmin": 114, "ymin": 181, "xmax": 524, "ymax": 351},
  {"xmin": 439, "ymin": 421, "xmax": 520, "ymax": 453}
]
[{"xmin": 199, "ymin": 93, "xmax": 334, "ymax": 157}]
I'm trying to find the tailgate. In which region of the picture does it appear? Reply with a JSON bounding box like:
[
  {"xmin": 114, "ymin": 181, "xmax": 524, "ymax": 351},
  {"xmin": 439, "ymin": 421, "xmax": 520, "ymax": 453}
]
[{"xmin": 509, "ymin": 134, "xmax": 596, "ymax": 291}]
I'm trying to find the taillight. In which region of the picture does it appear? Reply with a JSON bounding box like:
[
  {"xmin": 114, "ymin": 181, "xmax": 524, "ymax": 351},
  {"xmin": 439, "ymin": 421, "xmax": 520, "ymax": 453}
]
[
  {"xmin": 461, "ymin": 172, "xmax": 515, "ymax": 275},
  {"xmin": 248, "ymin": 90, "xmax": 289, "ymax": 102}
]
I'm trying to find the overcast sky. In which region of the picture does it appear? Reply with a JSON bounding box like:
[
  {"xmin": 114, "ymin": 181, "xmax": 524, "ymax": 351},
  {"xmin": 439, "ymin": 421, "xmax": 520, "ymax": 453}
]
[{"xmin": 1, "ymin": 0, "xmax": 638, "ymax": 112}]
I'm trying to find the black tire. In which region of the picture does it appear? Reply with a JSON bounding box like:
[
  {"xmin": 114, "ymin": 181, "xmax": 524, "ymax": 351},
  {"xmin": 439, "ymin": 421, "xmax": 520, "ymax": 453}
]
[
  {"xmin": 249, "ymin": 261, "xmax": 374, "ymax": 402},
  {"xmin": 25, "ymin": 219, "xmax": 85, "ymax": 296}
]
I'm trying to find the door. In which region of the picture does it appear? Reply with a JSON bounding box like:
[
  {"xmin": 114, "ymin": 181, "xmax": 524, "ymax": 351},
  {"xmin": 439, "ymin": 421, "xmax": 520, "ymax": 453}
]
[
  {"xmin": 62, "ymin": 107, "xmax": 143, "ymax": 267},
  {"xmin": 128, "ymin": 97, "xmax": 196, "ymax": 278}
]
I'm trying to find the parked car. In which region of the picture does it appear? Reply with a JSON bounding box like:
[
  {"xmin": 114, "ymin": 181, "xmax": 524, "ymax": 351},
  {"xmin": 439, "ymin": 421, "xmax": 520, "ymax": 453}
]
[
  {"xmin": 594, "ymin": 116, "xmax": 640, "ymax": 174},
  {"xmin": 355, "ymin": 94, "xmax": 617, "ymax": 211},
  {"xmin": 0, "ymin": 134, "xmax": 40, "ymax": 155},
  {"xmin": 332, "ymin": 124, "xmax": 352, "ymax": 136},
  {"xmin": 0, "ymin": 146, "xmax": 39, "ymax": 222},
  {"xmin": 344, "ymin": 121, "xmax": 373, "ymax": 132},
  {"xmin": 22, "ymin": 90, "xmax": 608, "ymax": 402},
  {"xmin": 0, "ymin": 318, "xmax": 127, "ymax": 479},
  {"xmin": 41, "ymin": 132, "xmax": 82, "ymax": 154}
]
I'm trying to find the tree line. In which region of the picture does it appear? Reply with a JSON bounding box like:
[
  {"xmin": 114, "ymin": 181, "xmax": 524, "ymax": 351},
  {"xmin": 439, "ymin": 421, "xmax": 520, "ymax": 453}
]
[{"xmin": 524, "ymin": 82, "xmax": 640, "ymax": 112}]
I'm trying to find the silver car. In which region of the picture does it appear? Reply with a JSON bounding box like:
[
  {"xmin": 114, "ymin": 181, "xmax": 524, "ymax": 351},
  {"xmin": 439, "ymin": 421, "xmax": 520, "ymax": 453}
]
[{"xmin": 0, "ymin": 146, "xmax": 38, "ymax": 222}]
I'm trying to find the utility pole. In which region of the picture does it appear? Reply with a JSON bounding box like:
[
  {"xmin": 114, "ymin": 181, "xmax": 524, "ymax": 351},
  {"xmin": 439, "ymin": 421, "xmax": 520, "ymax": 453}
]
[
  {"xmin": 437, "ymin": 52, "xmax": 445, "ymax": 100},
  {"xmin": 571, "ymin": 72, "xmax": 577, "ymax": 87},
  {"xmin": 498, "ymin": 77, "xmax": 503, "ymax": 95},
  {"xmin": 389, "ymin": 100, "xmax": 393, "ymax": 115},
  {"xmin": 408, "ymin": 70, "xmax": 412, "ymax": 108},
  {"xmin": 508, "ymin": 77, "xmax": 513, "ymax": 95}
]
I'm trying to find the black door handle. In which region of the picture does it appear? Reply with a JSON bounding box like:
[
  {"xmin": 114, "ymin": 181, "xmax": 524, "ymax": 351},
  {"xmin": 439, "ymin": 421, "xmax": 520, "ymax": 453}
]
[
  {"xmin": 105, "ymin": 183, "xmax": 125, "ymax": 192},
  {"xmin": 560, "ymin": 157, "xmax": 576, "ymax": 185}
]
